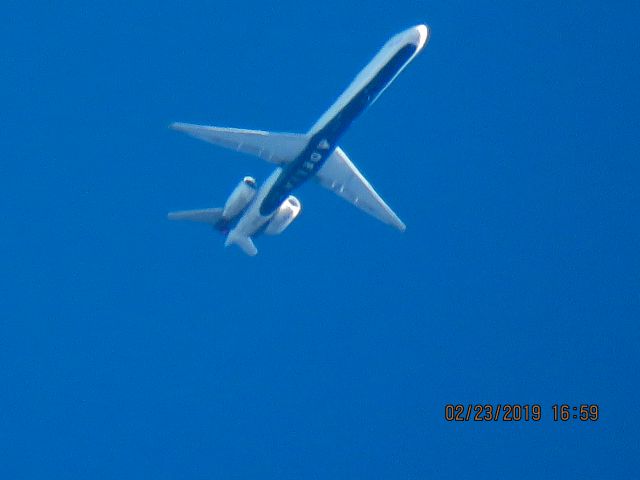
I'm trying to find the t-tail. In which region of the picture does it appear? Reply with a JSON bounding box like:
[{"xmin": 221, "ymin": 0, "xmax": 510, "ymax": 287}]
[
  {"xmin": 224, "ymin": 231, "xmax": 258, "ymax": 256},
  {"xmin": 168, "ymin": 25, "xmax": 430, "ymax": 256}
]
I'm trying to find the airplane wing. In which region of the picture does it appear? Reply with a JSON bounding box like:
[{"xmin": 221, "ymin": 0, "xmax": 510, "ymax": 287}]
[
  {"xmin": 314, "ymin": 147, "xmax": 406, "ymax": 231},
  {"xmin": 167, "ymin": 208, "xmax": 223, "ymax": 224},
  {"xmin": 171, "ymin": 122, "xmax": 308, "ymax": 165}
]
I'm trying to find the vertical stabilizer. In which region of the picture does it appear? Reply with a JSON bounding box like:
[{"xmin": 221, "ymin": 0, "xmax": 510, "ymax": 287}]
[{"xmin": 224, "ymin": 231, "xmax": 258, "ymax": 256}]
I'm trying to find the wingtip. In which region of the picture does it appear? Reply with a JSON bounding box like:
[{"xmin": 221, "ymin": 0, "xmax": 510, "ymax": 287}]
[{"xmin": 389, "ymin": 214, "xmax": 406, "ymax": 232}]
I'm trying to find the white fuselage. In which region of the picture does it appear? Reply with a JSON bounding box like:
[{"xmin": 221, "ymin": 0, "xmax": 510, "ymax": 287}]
[
  {"xmin": 225, "ymin": 25, "xmax": 429, "ymax": 252},
  {"xmin": 224, "ymin": 168, "xmax": 283, "ymax": 251}
]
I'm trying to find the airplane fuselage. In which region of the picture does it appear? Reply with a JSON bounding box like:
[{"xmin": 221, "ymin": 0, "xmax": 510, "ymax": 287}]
[
  {"xmin": 169, "ymin": 24, "xmax": 430, "ymax": 255},
  {"xmin": 228, "ymin": 26, "xmax": 428, "ymax": 245}
]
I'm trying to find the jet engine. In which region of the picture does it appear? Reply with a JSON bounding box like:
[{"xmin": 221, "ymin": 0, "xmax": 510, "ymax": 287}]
[
  {"xmin": 222, "ymin": 176, "xmax": 257, "ymax": 219},
  {"xmin": 264, "ymin": 195, "xmax": 302, "ymax": 235}
]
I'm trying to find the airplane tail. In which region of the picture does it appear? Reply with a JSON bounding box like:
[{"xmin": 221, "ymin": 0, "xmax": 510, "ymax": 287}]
[
  {"xmin": 167, "ymin": 207, "xmax": 223, "ymax": 224},
  {"xmin": 224, "ymin": 231, "xmax": 258, "ymax": 256}
]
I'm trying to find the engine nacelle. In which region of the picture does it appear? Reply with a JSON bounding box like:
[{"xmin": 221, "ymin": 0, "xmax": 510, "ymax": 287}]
[
  {"xmin": 264, "ymin": 195, "xmax": 302, "ymax": 235},
  {"xmin": 223, "ymin": 176, "xmax": 256, "ymax": 219}
]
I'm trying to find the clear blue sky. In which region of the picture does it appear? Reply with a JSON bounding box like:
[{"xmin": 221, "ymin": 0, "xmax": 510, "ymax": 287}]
[{"xmin": 2, "ymin": 0, "xmax": 639, "ymax": 478}]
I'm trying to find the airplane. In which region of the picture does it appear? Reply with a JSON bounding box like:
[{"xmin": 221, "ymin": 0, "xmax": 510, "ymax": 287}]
[{"xmin": 168, "ymin": 24, "xmax": 430, "ymax": 255}]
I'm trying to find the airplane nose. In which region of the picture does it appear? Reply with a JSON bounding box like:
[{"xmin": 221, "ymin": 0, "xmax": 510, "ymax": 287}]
[
  {"xmin": 395, "ymin": 24, "xmax": 430, "ymax": 50},
  {"xmin": 413, "ymin": 24, "xmax": 430, "ymax": 49}
]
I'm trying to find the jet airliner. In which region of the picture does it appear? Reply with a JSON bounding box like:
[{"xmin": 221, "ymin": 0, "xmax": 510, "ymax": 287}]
[{"xmin": 169, "ymin": 24, "xmax": 430, "ymax": 255}]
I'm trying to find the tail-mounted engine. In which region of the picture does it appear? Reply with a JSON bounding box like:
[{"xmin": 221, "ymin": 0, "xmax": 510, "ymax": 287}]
[
  {"xmin": 222, "ymin": 176, "xmax": 257, "ymax": 219},
  {"xmin": 265, "ymin": 195, "xmax": 302, "ymax": 235}
]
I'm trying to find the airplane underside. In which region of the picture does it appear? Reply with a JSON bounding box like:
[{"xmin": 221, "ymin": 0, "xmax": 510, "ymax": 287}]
[{"xmin": 168, "ymin": 24, "xmax": 430, "ymax": 255}]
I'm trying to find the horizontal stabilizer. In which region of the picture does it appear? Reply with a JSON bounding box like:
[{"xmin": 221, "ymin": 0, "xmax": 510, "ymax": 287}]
[
  {"xmin": 167, "ymin": 208, "xmax": 223, "ymax": 224},
  {"xmin": 171, "ymin": 122, "xmax": 308, "ymax": 165}
]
